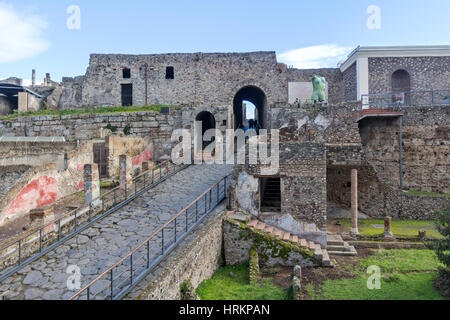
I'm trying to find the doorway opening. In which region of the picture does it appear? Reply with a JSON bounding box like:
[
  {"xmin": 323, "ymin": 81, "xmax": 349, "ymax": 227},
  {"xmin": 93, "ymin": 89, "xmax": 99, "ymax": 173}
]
[
  {"xmin": 260, "ymin": 177, "xmax": 281, "ymax": 213},
  {"xmin": 233, "ymin": 86, "xmax": 267, "ymax": 133},
  {"xmin": 195, "ymin": 111, "xmax": 216, "ymax": 150}
]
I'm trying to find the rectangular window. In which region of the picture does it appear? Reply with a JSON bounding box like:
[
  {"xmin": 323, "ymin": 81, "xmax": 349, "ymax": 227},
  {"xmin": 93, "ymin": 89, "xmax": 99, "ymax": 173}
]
[
  {"xmin": 123, "ymin": 68, "xmax": 131, "ymax": 79},
  {"xmin": 165, "ymin": 66, "xmax": 174, "ymax": 79},
  {"xmin": 121, "ymin": 84, "xmax": 133, "ymax": 106}
]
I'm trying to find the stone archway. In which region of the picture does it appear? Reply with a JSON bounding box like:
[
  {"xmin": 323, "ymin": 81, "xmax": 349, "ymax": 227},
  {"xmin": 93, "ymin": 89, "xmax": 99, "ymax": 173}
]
[
  {"xmin": 233, "ymin": 86, "xmax": 267, "ymax": 131},
  {"xmin": 195, "ymin": 111, "xmax": 216, "ymax": 150}
]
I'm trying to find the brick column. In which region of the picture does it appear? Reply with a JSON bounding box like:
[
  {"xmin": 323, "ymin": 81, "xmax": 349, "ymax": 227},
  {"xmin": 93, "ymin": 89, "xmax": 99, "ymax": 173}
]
[
  {"xmin": 84, "ymin": 164, "xmax": 100, "ymax": 205},
  {"xmin": 350, "ymin": 169, "xmax": 359, "ymax": 235}
]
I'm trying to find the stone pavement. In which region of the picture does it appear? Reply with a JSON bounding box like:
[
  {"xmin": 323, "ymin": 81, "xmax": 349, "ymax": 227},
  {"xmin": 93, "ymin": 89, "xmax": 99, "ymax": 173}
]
[{"xmin": 0, "ymin": 163, "xmax": 233, "ymax": 300}]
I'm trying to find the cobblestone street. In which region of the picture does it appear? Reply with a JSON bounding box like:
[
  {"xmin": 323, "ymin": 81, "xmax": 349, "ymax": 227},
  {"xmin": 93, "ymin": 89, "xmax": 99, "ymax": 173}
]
[{"xmin": 0, "ymin": 164, "xmax": 233, "ymax": 300}]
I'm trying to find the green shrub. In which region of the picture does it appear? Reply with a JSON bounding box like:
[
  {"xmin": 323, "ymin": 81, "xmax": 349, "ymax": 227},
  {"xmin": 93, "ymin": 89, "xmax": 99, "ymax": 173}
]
[
  {"xmin": 431, "ymin": 207, "xmax": 450, "ymax": 296},
  {"xmin": 123, "ymin": 124, "xmax": 131, "ymax": 136}
]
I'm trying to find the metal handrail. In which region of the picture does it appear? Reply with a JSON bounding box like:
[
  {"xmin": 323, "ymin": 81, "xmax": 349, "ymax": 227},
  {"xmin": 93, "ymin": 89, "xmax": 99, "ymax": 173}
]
[
  {"xmin": 69, "ymin": 174, "xmax": 230, "ymax": 300},
  {"xmin": 362, "ymin": 89, "xmax": 450, "ymax": 108},
  {"xmin": 0, "ymin": 160, "xmax": 187, "ymax": 281}
]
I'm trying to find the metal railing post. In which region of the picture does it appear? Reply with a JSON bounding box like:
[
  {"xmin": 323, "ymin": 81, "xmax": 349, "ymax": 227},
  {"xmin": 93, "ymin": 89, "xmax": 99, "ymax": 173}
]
[
  {"xmin": 161, "ymin": 229, "xmax": 164, "ymax": 254},
  {"xmin": 39, "ymin": 229, "xmax": 42, "ymax": 252},
  {"xmin": 110, "ymin": 269, "xmax": 114, "ymax": 300},
  {"xmin": 130, "ymin": 255, "xmax": 133, "ymax": 285},
  {"xmin": 146, "ymin": 241, "xmax": 150, "ymax": 268},
  {"xmin": 18, "ymin": 240, "xmax": 21, "ymax": 265}
]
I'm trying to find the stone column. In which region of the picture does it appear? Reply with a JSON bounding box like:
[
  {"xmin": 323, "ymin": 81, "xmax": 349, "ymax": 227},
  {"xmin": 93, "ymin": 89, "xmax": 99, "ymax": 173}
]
[
  {"xmin": 119, "ymin": 155, "xmax": 132, "ymax": 189},
  {"xmin": 84, "ymin": 164, "xmax": 100, "ymax": 205},
  {"xmin": 350, "ymin": 169, "xmax": 359, "ymax": 235},
  {"xmin": 142, "ymin": 161, "xmax": 149, "ymax": 172},
  {"xmin": 384, "ymin": 216, "xmax": 395, "ymax": 241}
]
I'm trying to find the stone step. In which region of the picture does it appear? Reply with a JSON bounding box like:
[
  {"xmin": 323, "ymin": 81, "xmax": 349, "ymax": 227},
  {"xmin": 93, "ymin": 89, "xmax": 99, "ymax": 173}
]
[
  {"xmin": 314, "ymin": 244, "xmax": 323, "ymax": 260},
  {"xmin": 322, "ymin": 249, "xmax": 333, "ymax": 267},
  {"xmin": 308, "ymin": 241, "xmax": 316, "ymax": 250},
  {"xmin": 265, "ymin": 226, "xmax": 274, "ymax": 233},
  {"xmin": 300, "ymin": 239, "xmax": 308, "ymax": 248},
  {"xmin": 327, "ymin": 245, "xmax": 350, "ymax": 252},
  {"xmin": 327, "ymin": 240, "xmax": 346, "ymax": 246},
  {"xmin": 274, "ymin": 229, "xmax": 283, "ymax": 238},
  {"xmin": 328, "ymin": 246, "xmax": 358, "ymax": 256},
  {"xmin": 255, "ymin": 222, "xmax": 266, "ymax": 231},
  {"xmin": 291, "ymin": 235, "xmax": 299, "ymax": 243},
  {"xmin": 283, "ymin": 232, "xmax": 291, "ymax": 241},
  {"xmin": 248, "ymin": 220, "xmax": 259, "ymax": 228}
]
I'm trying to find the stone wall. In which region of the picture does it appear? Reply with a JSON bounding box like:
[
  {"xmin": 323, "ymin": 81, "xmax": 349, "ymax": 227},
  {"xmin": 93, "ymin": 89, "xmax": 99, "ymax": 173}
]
[
  {"xmin": 137, "ymin": 210, "xmax": 225, "ymax": 300},
  {"xmin": 343, "ymin": 62, "xmax": 357, "ymax": 101},
  {"xmin": 285, "ymin": 68, "xmax": 344, "ymax": 104},
  {"xmin": 270, "ymin": 103, "xmax": 362, "ymax": 145},
  {"xmin": 223, "ymin": 218, "xmax": 320, "ymax": 267},
  {"xmin": 228, "ymin": 142, "xmax": 328, "ymax": 247},
  {"xmin": 0, "ymin": 141, "xmax": 77, "ymax": 168},
  {"xmin": 0, "ymin": 110, "xmax": 180, "ymax": 142},
  {"xmin": 82, "ymin": 52, "xmax": 287, "ymax": 109},
  {"xmin": 0, "ymin": 96, "xmax": 14, "ymax": 116},
  {"xmin": 327, "ymin": 164, "xmax": 448, "ymax": 220},
  {"xmin": 0, "ymin": 141, "xmax": 94, "ymax": 226},
  {"xmin": 359, "ymin": 105, "xmax": 450, "ymax": 193},
  {"xmin": 368, "ymin": 56, "xmax": 450, "ymax": 93}
]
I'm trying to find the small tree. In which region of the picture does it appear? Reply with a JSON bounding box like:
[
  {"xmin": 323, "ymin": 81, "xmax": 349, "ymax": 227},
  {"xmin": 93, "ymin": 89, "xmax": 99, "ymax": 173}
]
[{"xmin": 432, "ymin": 206, "xmax": 450, "ymax": 296}]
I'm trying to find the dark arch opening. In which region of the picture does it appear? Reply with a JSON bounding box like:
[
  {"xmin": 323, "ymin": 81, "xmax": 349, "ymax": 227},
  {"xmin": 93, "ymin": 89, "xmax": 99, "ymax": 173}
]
[
  {"xmin": 233, "ymin": 86, "xmax": 267, "ymax": 133},
  {"xmin": 195, "ymin": 111, "xmax": 216, "ymax": 149},
  {"xmin": 391, "ymin": 69, "xmax": 411, "ymax": 105},
  {"xmin": 392, "ymin": 69, "xmax": 411, "ymax": 93}
]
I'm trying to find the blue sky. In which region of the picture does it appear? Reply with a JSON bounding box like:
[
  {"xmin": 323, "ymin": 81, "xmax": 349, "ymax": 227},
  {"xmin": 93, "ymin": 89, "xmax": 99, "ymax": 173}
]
[{"xmin": 0, "ymin": 0, "xmax": 449, "ymax": 83}]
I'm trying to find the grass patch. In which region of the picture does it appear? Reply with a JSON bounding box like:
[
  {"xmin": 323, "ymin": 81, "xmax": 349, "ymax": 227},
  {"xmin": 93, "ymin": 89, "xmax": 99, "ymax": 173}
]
[
  {"xmin": 340, "ymin": 219, "xmax": 444, "ymax": 238},
  {"xmin": 312, "ymin": 272, "xmax": 443, "ymax": 300},
  {"xmin": 0, "ymin": 105, "xmax": 174, "ymax": 120},
  {"xmin": 361, "ymin": 249, "xmax": 443, "ymax": 273},
  {"xmin": 196, "ymin": 264, "xmax": 288, "ymax": 300},
  {"xmin": 306, "ymin": 249, "xmax": 445, "ymax": 300},
  {"xmin": 406, "ymin": 190, "xmax": 450, "ymax": 198}
]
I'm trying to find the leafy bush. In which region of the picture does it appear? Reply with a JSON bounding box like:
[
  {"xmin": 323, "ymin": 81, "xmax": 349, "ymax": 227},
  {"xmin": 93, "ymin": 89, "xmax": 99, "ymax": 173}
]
[
  {"xmin": 105, "ymin": 123, "xmax": 117, "ymax": 133},
  {"xmin": 123, "ymin": 124, "xmax": 131, "ymax": 135},
  {"xmin": 431, "ymin": 206, "xmax": 450, "ymax": 297}
]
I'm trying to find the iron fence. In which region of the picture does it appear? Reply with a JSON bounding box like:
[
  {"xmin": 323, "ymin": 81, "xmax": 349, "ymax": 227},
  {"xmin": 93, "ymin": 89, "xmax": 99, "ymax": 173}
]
[
  {"xmin": 0, "ymin": 161, "xmax": 189, "ymax": 282},
  {"xmin": 362, "ymin": 90, "xmax": 450, "ymax": 109},
  {"xmin": 69, "ymin": 174, "xmax": 230, "ymax": 300}
]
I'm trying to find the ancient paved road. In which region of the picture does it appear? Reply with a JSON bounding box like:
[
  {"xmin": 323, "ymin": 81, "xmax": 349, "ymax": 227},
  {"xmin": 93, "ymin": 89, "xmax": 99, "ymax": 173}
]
[{"xmin": 0, "ymin": 163, "xmax": 233, "ymax": 300}]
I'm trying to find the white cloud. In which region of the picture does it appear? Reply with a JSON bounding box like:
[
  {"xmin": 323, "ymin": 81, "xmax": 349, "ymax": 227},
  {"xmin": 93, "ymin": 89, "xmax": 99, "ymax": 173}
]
[
  {"xmin": 0, "ymin": 3, "xmax": 50, "ymax": 63},
  {"xmin": 278, "ymin": 44, "xmax": 353, "ymax": 69}
]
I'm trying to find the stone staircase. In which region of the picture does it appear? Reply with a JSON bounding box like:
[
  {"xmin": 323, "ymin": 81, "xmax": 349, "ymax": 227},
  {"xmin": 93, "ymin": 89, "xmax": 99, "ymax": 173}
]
[
  {"xmin": 326, "ymin": 234, "xmax": 358, "ymax": 256},
  {"xmin": 227, "ymin": 212, "xmax": 333, "ymax": 267}
]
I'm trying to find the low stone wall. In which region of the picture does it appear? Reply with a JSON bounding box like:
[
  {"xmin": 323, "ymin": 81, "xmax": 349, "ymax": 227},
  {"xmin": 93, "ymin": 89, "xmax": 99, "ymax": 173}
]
[
  {"xmin": 223, "ymin": 218, "xmax": 320, "ymax": 267},
  {"xmin": 327, "ymin": 164, "xmax": 448, "ymax": 220},
  {"xmin": 0, "ymin": 141, "xmax": 77, "ymax": 168},
  {"xmin": 137, "ymin": 211, "xmax": 225, "ymax": 300},
  {"xmin": 0, "ymin": 141, "xmax": 93, "ymax": 226},
  {"xmin": 0, "ymin": 110, "xmax": 181, "ymax": 142}
]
